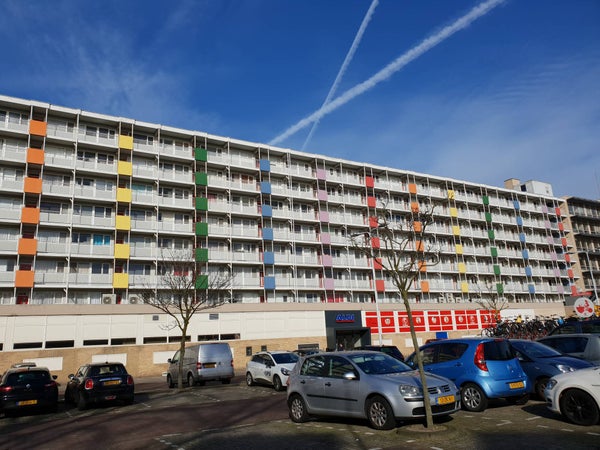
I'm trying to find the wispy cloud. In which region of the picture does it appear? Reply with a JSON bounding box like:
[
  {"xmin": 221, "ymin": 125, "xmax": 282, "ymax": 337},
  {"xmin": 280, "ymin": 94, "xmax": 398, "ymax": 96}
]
[
  {"xmin": 270, "ymin": 0, "xmax": 506, "ymax": 145},
  {"xmin": 302, "ymin": 0, "xmax": 379, "ymax": 150}
]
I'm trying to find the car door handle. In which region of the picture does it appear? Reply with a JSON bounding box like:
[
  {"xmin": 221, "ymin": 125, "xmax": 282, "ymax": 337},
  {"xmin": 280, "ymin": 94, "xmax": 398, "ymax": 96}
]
[{"xmin": 324, "ymin": 382, "xmax": 331, "ymax": 387}]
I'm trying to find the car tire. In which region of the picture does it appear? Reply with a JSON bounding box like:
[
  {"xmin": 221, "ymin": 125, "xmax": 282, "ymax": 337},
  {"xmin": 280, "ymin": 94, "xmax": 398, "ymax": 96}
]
[
  {"xmin": 535, "ymin": 377, "xmax": 550, "ymax": 400},
  {"xmin": 77, "ymin": 392, "xmax": 88, "ymax": 411},
  {"xmin": 461, "ymin": 383, "xmax": 488, "ymax": 412},
  {"xmin": 288, "ymin": 394, "xmax": 310, "ymax": 423},
  {"xmin": 366, "ymin": 395, "xmax": 396, "ymax": 430},
  {"xmin": 246, "ymin": 372, "xmax": 254, "ymax": 386},
  {"xmin": 273, "ymin": 375, "xmax": 284, "ymax": 392},
  {"xmin": 560, "ymin": 388, "xmax": 600, "ymax": 426},
  {"xmin": 187, "ymin": 373, "xmax": 196, "ymax": 387},
  {"xmin": 167, "ymin": 374, "xmax": 175, "ymax": 389}
]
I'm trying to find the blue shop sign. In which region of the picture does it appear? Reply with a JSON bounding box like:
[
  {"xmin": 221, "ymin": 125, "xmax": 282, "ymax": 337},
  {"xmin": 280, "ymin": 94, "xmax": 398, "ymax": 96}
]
[{"xmin": 335, "ymin": 313, "xmax": 355, "ymax": 323}]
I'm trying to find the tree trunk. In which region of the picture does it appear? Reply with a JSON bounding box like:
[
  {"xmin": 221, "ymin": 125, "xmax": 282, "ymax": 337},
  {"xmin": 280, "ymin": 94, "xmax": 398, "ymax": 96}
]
[
  {"xmin": 403, "ymin": 292, "xmax": 434, "ymax": 428},
  {"xmin": 177, "ymin": 324, "xmax": 188, "ymax": 390}
]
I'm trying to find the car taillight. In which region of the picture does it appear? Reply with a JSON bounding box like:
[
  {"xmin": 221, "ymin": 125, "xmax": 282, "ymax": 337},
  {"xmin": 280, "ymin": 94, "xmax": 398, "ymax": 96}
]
[
  {"xmin": 126, "ymin": 375, "xmax": 134, "ymax": 386},
  {"xmin": 474, "ymin": 343, "xmax": 488, "ymax": 372},
  {"xmin": 0, "ymin": 386, "xmax": 12, "ymax": 393},
  {"xmin": 45, "ymin": 381, "xmax": 58, "ymax": 389},
  {"xmin": 197, "ymin": 362, "xmax": 203, "ymax": 370},
  {"xmin": 84, "ymin": 378, "xmax": 94, "ymax": 390}
]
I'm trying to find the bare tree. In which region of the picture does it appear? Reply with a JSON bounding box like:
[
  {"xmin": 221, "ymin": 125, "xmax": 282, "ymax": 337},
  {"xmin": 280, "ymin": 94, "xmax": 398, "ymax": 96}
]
[
  {"xmin": 351, "ymin": 203, "xmax": 439, "ymax": 428},
  {"xmin": 474, "ymin": 279, "xmax": 509, "ymax": 322},
  {"xmin": 140, "ymin": 249, "xmax": 233, "ymax": 390}
]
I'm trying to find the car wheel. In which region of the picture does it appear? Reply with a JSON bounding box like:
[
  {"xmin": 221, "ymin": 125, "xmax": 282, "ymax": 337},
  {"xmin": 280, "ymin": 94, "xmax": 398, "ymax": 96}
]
[
  {"xmin": 187, "ymin": 373, "xmax": 195, "ymax": 387},
  {"xmin": 560, "ymin": 388, "xmax": 600, "ymax": 426},
  {"xmin": 461, "ymin": 383, "xmax": 488, "ymax": 412},
  {"xmin": 273, "ymin": 375, "xmax": 283, "ymax": 392},
  {"xmin": 167, "ymin": 374, "xmax": 175, "ymax": 389},
  {"xmin": 535, "ymin": 377, "xmax": 550, "ymax": 400},
  {"xmin": 246, "ymin": 372, "xmax": 254, "ymax": 386},
  {"xmin": 77, "ymin": 392, "xmax": 88, "ymax": 411},
  {"xmin": 288, "ymin": 394, "xmax": 310, "ymax": 423},
  {"xmin": 366, "ymin": 395, "xmax": 396, "ymax": 430}
]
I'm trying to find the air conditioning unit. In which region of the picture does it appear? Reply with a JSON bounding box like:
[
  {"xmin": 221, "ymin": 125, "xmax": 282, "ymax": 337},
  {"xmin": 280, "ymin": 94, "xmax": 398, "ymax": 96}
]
[
  {"xmin": 102, "ymin": 294, "xmax": 116, "ymax": 304},
  {"xmin": 129, "ymin": 296, "xmax": 140, "ymax": 305}
]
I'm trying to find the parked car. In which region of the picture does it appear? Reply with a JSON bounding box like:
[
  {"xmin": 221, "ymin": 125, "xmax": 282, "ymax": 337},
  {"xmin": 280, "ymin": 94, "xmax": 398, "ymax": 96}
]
[
  {"xmin": 405, "ymin": 337, "xmax": 529, "ymax": 412},
  {"xmin": 545, "ymin": 366, "xmax": 600, "ymax": 426},
  {"xmin": 167, "ymin": 342, "xmax": 234, "ymax": 388},
  {"xmin": 508, "ymin": 339, "xmax": 593, "ymax": 398},
  {"xmin": 354, "ymin": 345, "xmax": 405, "ymax": 361},
  {"xmin": 64, "ymin": 362, "xmax": 134, "ymax": 410},
  {"xmin": 293, "ymin": 349, "xmax": 322, "ymax": 357},
  {"xmin": 287, "ymin": 350, "xmax": 460, "ymax": 430},
  {"xmin": 548, "ymin": 319, "xmax": 600, "ymax": 336},
  {"xmin": 0, "ymin": 366, "xmax": 58, "ymax": 416},
  {"xmin": 246, "ymin": 351, "xmax": 299, "ymax": 391},
  {"xmin": 538, "ymin": 334, "xmax": 600, "ymax": 365}
]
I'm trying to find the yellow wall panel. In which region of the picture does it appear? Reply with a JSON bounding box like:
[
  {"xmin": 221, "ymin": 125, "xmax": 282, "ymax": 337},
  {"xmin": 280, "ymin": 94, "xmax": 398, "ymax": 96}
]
[
  {"xmin": 450, "ymin": 207, "xmax": 458, "ymax": 217},
  {"xmin": 113, "ymin": 273, "xmax": 129, "ymax": 288},
  {"xmin": 455, "ymin": 244, "xmax": 463, "ymax": 254},
  {"xmin": 447, "ymin": 189, "xmax": 455, "ymax": 200},
  {"xmin": 114, "ymin": 243, "xmax": 130, "ymax": 259},
  {"xmin": 458, "ymin": 262, "xmax": 466, "ymax": 273},
  {"xmin": 461, "ymin": 282, "xmax": 469, "ymax": 293},
  {"xmin": 119, "ymin": 135, "xmax": 133, "ymax": 150},
  {"xmin": 117, "ymin": 160, "xmax": 133, "ymax": 176},
  {"xmin": 115, "ymin": 215, "xmax": 131, "ymax": 230},
  {"xmin": 117, "ymin": 188, "xmax": 132, "ymax": 203},
  {"xmin": 452, "ymin": 225, "xmax": 460, "ymax": 236}
]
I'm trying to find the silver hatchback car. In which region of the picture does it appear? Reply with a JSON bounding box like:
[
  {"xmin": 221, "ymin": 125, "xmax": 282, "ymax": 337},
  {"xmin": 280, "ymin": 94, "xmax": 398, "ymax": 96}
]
[{"xmin": 287, "ymin": 351, "xmax": 460, "ymax": 430}]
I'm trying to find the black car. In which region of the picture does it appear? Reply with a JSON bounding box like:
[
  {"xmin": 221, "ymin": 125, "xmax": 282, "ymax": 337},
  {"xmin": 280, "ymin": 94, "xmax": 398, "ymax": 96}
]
[
  {"xmin": 354, "ymin": 345, "xmax": 405, "ymax": 361},
  {"xmin": 0, "ymin": 366, "xmax": 58, "ymax": 416},
  {"xmin": 548, "ymin": 319, "xmax": 600, "ymax": 336},
  {"xmin": 64, "ymin": 362, "xmax": 134, "ymax": 410}
]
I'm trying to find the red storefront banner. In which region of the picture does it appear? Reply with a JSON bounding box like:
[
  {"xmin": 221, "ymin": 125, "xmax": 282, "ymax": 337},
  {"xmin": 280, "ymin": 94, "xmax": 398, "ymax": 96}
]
[
  {"xmin": 479, "ymin": 310, "xmax": 495, "ymax": 328},
  {"xmin": 467, "ymin": 310, "xmax": 479, "ymax": 330},
  {"xmin": 440, "ymin": 310, "xmax": 454, "ymax": 331},
  {"xmin": 398, "ymin": 311, "xmax": 426, "ymax": 332},
  {"xmin": 454, "ymin": 310, "xmax": 469, "ymax": 330},
  {"xmin": 365, "ymin": 311, "xmax": 396, "ymax": 334},
  {"xmin": 427, "ymin": 311, "xmax": 442, "ymax": 331}
]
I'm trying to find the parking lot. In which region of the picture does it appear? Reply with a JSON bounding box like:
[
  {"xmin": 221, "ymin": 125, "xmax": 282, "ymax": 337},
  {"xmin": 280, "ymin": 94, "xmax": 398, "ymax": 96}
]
[{"xmin": 1, "ymin": 376, "xmax": 599, "ymax": 450}]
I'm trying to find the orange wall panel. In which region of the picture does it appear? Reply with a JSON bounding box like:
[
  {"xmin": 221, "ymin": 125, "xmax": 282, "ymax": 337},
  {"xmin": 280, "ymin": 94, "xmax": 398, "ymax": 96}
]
[
  {"xmin": 408, "ymin": 183, "xmax": 417, "ymax": 194},
  {"xmin": 21, "ymin": 207, "xmax": 40, "ymax": 224},
  {"xmin": 24, "ymin": 177, "xmax": 43, "ymax": 194},
  {"xmin": 29, "ymin": 120, "xmax": 47, "ymax": 136},
  {"xmin": 27, "ymin": 148, "xmax": 45, "ymax": 165},
  {"xmin": 413, "ymin": 221, "xmax": 422, "ymax": 232},
  {"xmin": 15, "ymin": 270, "xmax": 35, "ymax": 288},
  {"xmin": 18, "ymin": 238, "xmax": 38, "ymax": 255},
  {"xmin": 420, "ymin": 280, "xmax": 430, "ymax": 292},
  {"xmin": 375, "ymin": 279, "xmax": 385, "ymax": 292},
  {"xmin": 411, "ymin": 202, "xmax": 419, "ymax": 213}
]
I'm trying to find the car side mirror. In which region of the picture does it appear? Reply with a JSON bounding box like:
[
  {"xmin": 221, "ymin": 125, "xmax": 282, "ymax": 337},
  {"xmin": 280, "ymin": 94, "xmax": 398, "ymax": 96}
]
[
  {"xmin": 68, "ymin": 374, "xmax": 75, "ymax": 379},
  {"xmin": 52, "ymin": 375, "xmax": 58, "ymax": 380},
  {"xmin": 167, "ymin": 358, "xmax": 172, "ymax": 363}
]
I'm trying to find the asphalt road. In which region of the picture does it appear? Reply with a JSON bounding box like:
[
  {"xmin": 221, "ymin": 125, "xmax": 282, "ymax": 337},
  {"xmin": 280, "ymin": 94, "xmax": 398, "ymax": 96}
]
[{"xmin": 1, "ymin": 376, "xmax": 599, "ymax": 450}]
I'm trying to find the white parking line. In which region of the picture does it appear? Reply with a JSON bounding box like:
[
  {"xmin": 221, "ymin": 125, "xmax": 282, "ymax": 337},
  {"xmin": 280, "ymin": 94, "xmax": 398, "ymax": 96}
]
[{"xmin": 526, "ymin": 416, "xmax": 542, "ymax": 421}]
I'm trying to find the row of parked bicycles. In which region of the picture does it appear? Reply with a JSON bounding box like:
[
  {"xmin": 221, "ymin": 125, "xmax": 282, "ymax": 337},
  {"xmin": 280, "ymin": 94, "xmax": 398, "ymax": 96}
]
[{"xmin": 481, "ymin": 316, "xmax": 565, "ymax": 339}]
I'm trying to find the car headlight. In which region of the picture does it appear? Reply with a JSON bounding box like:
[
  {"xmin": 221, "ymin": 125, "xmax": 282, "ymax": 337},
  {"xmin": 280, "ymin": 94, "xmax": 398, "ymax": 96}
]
[
  {"xmin": 546, "ymin": 379, "xmax": 558, "ymax": 391},
  {"xmin": 399, "ymin": 384, "xmax": 422, "ymax": 398},
  {"xmin": 554, "ymin": 364, "xmax": 574, "ymax": 373},
  {"xmin": 280, "ymin": 367, "xmax": 291, "ymax": 376}
]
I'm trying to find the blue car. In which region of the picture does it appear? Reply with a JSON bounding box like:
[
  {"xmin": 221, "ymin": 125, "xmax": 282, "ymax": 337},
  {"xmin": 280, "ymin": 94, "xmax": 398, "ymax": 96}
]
[
  {"xmin": 509, "ymin": 339, "xmax": 593, "ymax": 399},
  {"xmin": 405, "ymin": 337, "xmax": 529, "ymax": 412}
]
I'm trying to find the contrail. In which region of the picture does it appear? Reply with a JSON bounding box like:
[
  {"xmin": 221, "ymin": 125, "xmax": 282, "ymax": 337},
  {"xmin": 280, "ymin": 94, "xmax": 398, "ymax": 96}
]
[
  {"xmin": 301, "ymin": 0, "xmax": 379, "ymax": 151},
  {"xmin": 270, "ymin": 0, "xmax": 505, "ymax": 146}
]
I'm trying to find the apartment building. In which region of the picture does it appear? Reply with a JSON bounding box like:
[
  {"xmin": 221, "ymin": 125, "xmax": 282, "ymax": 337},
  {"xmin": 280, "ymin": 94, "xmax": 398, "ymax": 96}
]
[
  {"xmin": 0, "ymin": 94, "xmax": 576, "ymax": 309},
  {"xmin": 0, "ymin": 94, "xmax": 579, "ymax": 374},
  {"xmin": 561, "ymin": 196, "xmax": 600, "ymax": 301}
]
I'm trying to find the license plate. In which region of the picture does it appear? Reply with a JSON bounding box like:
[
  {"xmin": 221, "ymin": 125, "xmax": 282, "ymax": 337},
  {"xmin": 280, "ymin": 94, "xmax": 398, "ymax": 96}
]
[
  {"xmin": 17, "ymin": 399, "xmax": 38, "ymax": 406},
  {"xmin": 437, "ymin": 395, "xmax": 455, "ymax": 405},
  {"xmin": 104, "ymin": 380, "xmax": 121, "ymax": 386},
  {"xmin": 509, "ymin": 381, "xmax": 524, "ymax": 389},
  {"xmin": 204, "ymin": 363, "xmax": 216, "ymax": 369}
]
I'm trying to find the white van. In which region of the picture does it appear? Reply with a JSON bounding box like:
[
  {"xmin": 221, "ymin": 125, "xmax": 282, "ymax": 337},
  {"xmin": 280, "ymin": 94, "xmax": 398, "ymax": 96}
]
[{"xmin": 167, "ymin": 342, "xmax": 234, "ymax": 388}]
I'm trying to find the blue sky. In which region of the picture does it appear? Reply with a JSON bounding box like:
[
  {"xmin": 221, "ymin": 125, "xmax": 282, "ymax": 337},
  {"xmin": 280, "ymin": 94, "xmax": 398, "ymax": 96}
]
[{"xmin": 1, "ymin": 0, "xmax": 599, "ymax": 199}]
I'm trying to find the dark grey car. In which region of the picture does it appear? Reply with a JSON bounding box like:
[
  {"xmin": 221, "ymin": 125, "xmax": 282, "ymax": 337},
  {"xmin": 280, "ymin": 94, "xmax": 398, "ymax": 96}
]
[
  {"xmin": 538, "ymin": 334, "xmax": 600, "ymax": 365},
  {"xmin": 286, "ymin": 351, "xmax": 460, "ymax": 430}
]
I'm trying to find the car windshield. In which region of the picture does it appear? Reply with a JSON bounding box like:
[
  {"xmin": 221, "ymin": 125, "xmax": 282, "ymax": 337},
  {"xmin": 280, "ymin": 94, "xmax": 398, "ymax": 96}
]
[
  {"xmin": 7, "ymin": 371, "xmax": 50, "ymax": 385},
  {"xmin": 511, "ymin": 340, "xmax": 562, "ymax": 358},
  {"xmin": 349, "ymin": 353, "xmax": 411, "ymax": 375},
  {"xmin": 272, "ymin": 353, "xmax": 299, "ymax": 364}
]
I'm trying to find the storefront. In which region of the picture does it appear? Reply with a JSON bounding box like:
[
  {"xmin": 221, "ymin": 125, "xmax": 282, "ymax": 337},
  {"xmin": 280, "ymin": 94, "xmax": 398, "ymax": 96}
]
[{"xmin": 324, "ymin": 310, "xmax": 371, "ymax": 351}]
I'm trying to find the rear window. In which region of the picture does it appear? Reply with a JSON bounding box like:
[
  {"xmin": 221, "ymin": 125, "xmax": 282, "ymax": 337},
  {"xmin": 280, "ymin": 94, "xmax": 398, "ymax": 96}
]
[
  {"xmin": 483, "ymin": 340, "xmax": 515, "ymax": 361},
  {"xmin": 90, "ymin": 364, "xmax": 126, "ymax": 376},
  {"xmin": 7, "ymin": 370, "xmax": 51, "ymax": 385},
  {"xmin": 543, "ymin": 337, "xmax": 588, "ymax": 353},
  {"xmin": 272, "ymin": 353, "xmax": 299, "ymax": 364}
]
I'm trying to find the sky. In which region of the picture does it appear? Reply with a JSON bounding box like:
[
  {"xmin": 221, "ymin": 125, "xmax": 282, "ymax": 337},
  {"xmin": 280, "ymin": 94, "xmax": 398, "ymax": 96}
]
[{"xmin": 1, "ymin": 0, "xmax": 599, "ymax": 199}]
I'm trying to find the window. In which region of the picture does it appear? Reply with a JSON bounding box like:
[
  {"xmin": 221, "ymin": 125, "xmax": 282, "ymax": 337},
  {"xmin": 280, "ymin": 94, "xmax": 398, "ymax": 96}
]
[
  {"xmin": 93, "ymin": 234, "xmax": 110, "ymax": 246},
  {"xmin": 91, "ymin": 263, "xmax": 109, "ymax": 274}
]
